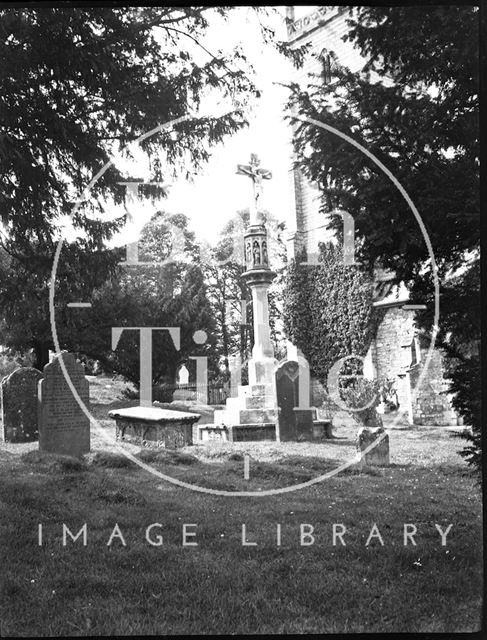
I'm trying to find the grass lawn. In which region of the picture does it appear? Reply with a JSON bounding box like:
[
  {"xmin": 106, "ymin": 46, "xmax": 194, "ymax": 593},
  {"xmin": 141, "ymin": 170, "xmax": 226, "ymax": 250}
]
[{"xmin": 0, "ymin": 376, "xmax": 483, "ymax": 635}]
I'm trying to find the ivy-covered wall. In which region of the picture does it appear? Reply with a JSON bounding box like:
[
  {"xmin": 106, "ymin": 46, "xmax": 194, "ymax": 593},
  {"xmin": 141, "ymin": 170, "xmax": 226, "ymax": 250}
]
[{"xmin": 283, "ymin": 243, "xmax": 383, "ymax": 384}]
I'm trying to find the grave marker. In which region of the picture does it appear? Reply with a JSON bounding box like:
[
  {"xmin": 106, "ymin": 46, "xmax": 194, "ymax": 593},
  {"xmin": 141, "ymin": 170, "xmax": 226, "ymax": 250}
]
[
  {"xmin": 275, "ymin": 360, "xmax": 313, "ymax": 441},
  {"xmin": 1, "ymin": 367, "xmax": 43, "ymax": 442},
  {"xmin": 38, "ymin": 352, "xmax": 90, "ymax": 457},
  {"xmin": 356, "ymin": 426, "xmax": 390, "ymax": 468}
]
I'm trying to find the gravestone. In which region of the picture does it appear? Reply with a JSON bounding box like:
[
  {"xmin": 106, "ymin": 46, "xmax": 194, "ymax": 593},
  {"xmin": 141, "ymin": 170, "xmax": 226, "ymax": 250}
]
[
  {"xmin": 177, "ymin": 364, "xmax": 190, "ymax": 385},
  {"xmin": 1, "ymin": 367, "xmax": 43, "ymax": 442},
  {"xmin": 38, "ymin": 352, "xmax": 90, "ymax": 457},
  {"xmin": 174, "ymin": 364, "xmax": 195, "ymax": 401},
  {"xmin": 356, "ymin": 426, "xmax": 390, "ymax": 468},
  {"xmin": 275, "ymin": 360, "xmax": 313, "ymax": 441}
]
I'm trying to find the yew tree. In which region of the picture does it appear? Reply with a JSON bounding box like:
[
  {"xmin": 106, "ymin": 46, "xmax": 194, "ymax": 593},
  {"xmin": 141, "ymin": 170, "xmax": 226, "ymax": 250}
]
[
  {"xmin": 0, "ymin": 6, "xmax": 263, "ymax": 369},
  {"xmin": 286, "ymin": 6, "xmax": 480, "ymax": 471},
  {"xmin": 67, "ymin": 211, "xmax": 216, "ymax": 388}
]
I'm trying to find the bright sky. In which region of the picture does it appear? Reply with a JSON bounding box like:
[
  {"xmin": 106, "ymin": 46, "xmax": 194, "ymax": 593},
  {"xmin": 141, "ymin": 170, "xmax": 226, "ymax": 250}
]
[{"xmin": 108, "ymin": 6, "xmax": 300, "ymax": 249}]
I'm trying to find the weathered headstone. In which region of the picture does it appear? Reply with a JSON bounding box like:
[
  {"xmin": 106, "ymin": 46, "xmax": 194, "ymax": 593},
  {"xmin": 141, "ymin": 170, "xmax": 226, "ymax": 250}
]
[
  {"xmin": 1, "ymin": 367, "xmax": 43, "ymax": 442},
  {"xmin": 275, "ymin": 360, "xmax": 313, "ymax": 441},
  {"xmin": 356, "ymin": 426, "xmax": 390, "ymax": 467},
  {"xmin": 38, "ymin": 352, "xmax": 90, "ymax": 457}
]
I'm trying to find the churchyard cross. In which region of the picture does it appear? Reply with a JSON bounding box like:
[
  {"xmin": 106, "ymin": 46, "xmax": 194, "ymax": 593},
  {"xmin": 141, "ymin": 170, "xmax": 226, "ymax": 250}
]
[{"xmin": 236, "ymin": 153, "xmax": 272, "ymax": 224}]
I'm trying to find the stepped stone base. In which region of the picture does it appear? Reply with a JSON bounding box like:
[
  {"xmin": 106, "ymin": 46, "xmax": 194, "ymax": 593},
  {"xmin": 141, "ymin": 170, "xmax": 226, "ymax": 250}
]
[
  {"xmin": 227, "ymin": 423, "xmax": 276, "ymax": 442},
  {"xmin": 198, "ymin": 424, "xmax": 228, "ymax": 442},
  {"xmin": 213, "ymin": 379, "xmax": 279, "ymax": 443},
  {"xmin": 210, "ymin": 376, "xmax": 336, "ymax": 443},
  {"xmin": 239, "ymin": 408, "xmax": 279, "ymax": 424},
  {"xmin": 198, "ymin": 420, "xmax": 332, "ymax": 444},
  {"xmin": 245, "ymin": 395, "xmax": 268, "ymax": 409}
]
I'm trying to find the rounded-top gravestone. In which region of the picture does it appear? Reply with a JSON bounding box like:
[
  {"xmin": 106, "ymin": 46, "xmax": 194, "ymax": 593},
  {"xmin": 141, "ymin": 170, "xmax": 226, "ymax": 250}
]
[
  {"xmin": 38, "ymin": 351, "xmax": 90, "ymax": 457},
  {"xmin": 275, "ymin": 360, "xmax": 314, "ymax": 441},
  {"xmin": 1, "ymin": 367, "xmax": 43, "ymax": 443}
]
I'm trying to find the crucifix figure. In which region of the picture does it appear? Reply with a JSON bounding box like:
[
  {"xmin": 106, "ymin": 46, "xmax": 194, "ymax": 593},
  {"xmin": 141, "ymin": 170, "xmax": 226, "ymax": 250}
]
[{"xmin": 236, "ymin": 153, "xmax": 272, "ymax": 225}]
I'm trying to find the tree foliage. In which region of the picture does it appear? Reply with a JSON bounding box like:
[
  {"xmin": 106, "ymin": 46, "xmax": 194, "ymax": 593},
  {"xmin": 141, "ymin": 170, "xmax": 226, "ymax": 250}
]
[
  {"xmin": 286, "ymin": 6, "xmax": 480, "ymax": 472},
  {"xmin": 204, "ymin": 210, "xmax": 250, "ymax": 377},
  {"xmin": 67, "ymin": 211, "xmax": 216, "ymax": 387},
  {"xmin": 0, "ymin": 6, "xmax": 264, "ymax": 369}
]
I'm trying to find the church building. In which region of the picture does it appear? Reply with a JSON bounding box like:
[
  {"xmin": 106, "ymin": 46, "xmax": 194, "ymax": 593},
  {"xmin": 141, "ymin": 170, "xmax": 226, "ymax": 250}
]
[{"xmin": 285, "ymin": 6, "xmax": 458, "ymax": 426}]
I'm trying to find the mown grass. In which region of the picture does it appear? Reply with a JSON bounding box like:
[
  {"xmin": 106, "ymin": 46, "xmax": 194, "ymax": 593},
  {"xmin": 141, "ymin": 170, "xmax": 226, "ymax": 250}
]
[{"xmin": 0, "ymin": 375, "xmax": 482, "ymax": 635}]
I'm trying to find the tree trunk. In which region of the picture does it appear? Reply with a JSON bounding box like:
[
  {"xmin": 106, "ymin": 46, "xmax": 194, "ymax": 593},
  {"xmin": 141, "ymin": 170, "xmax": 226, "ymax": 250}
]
[
  {"xmin": 33, "ymin": 342, "xmax": 50, "ymax": 372},
  {"xmin": 221, "ymin": 302, "xmax": 230, "ymax": 377}
]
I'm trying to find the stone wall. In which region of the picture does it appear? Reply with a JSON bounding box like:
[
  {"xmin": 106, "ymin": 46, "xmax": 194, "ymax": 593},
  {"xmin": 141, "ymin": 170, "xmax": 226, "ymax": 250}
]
[
  {"xmin": 372, "ymin": 308, "xmax": 458, "ymax": 425},
  {"xmin": 374, "ymin": 307, "xmax": 415, "ymax": 377},
  {"xmin": 373, "ymin": 306, "xmax": 416, "ymax": 412},
  {"xmin": 409, "ymin": 350, "xmax": 458, "ymax": 426}
]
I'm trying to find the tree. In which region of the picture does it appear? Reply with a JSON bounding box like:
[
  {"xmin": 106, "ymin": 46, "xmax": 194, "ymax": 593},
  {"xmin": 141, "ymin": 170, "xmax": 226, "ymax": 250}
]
[
  {"xmin": 286, "ymin": 6, "xmax": 480, "ymax": 472},
  {"xmin": 67, "ymin": 211, "xmax": 217, "ymax": 390},
  {"xmin": 0, "ymin": 6, "xmax": 262, "ymax": 370},
  {"xmin": 204, "ymin": 211, "xmax": 250, "ymax": 378},
  {"xmin": 283, "ymin": 242, "xmax": 383, "ymax": 383}
]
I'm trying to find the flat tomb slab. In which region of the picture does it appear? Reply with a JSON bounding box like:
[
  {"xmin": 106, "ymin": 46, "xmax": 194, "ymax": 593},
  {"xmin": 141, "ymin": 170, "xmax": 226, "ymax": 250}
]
[
  {"xmin": 109, "ymin": 407, "xmax": 200, "ymax": 423},
  {"xmin": 109, "ymin": 407, "xmax": 200, "ymax": 449}
]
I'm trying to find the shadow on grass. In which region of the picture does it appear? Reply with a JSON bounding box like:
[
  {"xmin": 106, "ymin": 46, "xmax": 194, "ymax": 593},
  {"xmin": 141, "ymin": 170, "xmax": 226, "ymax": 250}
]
[
  {"xmin": 437, "ymin": 463, "xmax": 475, "ymax": 478},
  {"xmin": 21, "ymin": 450, "xmax": 87, "ymax": 473},
  {"xmin": 322, "ymin": 436, "xmax": 354, "ymax": 446},
  {"xmin": 136, "ymin": 449, "xmax": 199, "ymax": 466},
  {"xmin": 16, "ymin": 440, "xmax": 389, "ymax": 493},
  {"xmin": 204, "ymin": 456, "xmax": 384, "ymax": 487},
  {"xmin": 387, "ymin": 462, "xmax": 413, "ymax": 469}
]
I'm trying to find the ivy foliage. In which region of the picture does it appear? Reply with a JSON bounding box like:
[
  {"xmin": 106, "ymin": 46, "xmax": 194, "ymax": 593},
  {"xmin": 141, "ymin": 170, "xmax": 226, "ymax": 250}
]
[{"xmin": 283, "ymin": 242, "xmax": 383, "ymax": 384}]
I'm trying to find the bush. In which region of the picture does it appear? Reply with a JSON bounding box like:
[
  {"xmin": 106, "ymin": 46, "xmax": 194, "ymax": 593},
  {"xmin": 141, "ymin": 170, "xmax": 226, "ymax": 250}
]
[
  {"xmin": 339, "ymin": 378, "xmax": 383, "ymax": 428},
  {"xmin": 448, "ymin": 354, "xmax": 481, "ymax": 478},
  {"xmin": 380, "ymin": 377, "xmax": 399, "ymax": 412},
  {"xmin": 0, "ymin": 349, "xmax": 35, "ymax": 379},
  {"xmin": 76, "ymin": 354, "xmax": 103, "ymax": 375},
  {"xmin": 0, "ymin": 354, "xmax": 19, "ymax": 379},
  {"xmin": 121, "ymin": 383, "xmax": 175, "ymax": 403}
]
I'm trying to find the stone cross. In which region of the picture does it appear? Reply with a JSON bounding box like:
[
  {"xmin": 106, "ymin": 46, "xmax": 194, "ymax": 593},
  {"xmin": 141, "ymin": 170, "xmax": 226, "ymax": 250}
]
[{"xmin": 236, "ymin": 153, "xmax": 272, "ymax": 224}]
